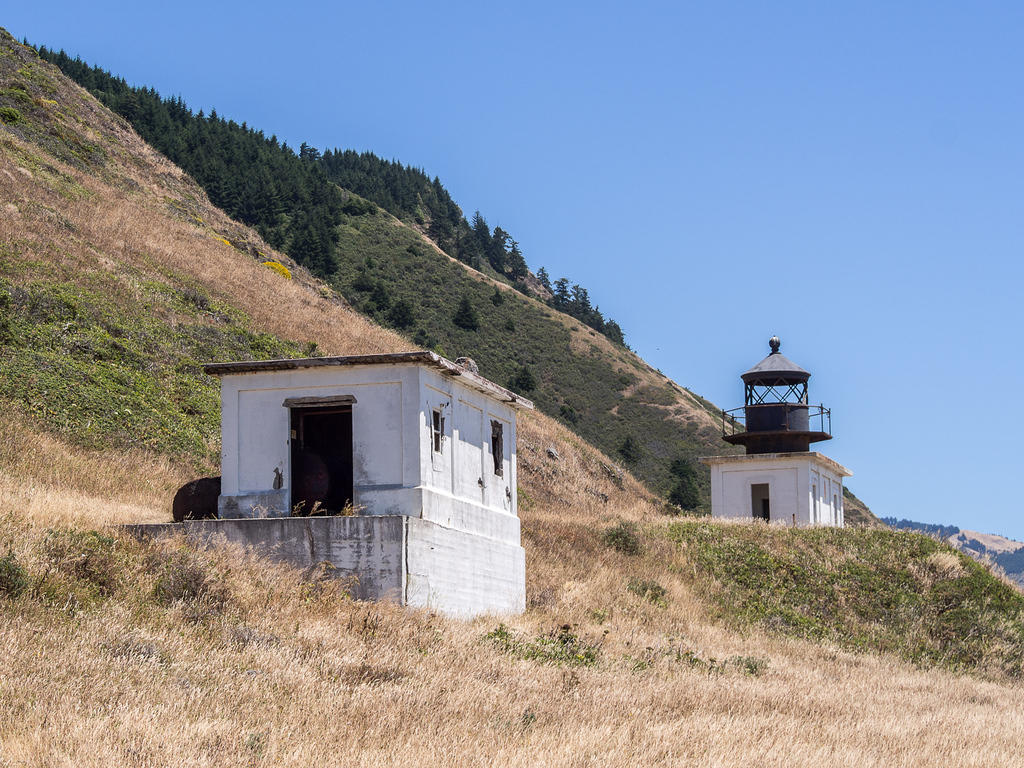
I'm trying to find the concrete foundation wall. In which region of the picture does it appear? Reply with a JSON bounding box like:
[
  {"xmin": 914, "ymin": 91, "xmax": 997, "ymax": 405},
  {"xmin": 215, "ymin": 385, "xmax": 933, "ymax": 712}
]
[
  {"xmin": 405, "ymin": 517, "xmax": 526, "ymax": 618},
  {"xmin": 128, "ymin": 516, "xmax": 405, "ymax": 602},
  {"xmin": 127, "ymin": 515, "xmax": 526, "ymax": 617}
]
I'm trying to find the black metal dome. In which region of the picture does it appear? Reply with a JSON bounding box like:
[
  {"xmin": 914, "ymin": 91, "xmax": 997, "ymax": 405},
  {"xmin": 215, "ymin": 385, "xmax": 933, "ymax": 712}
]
[{"xmin": 740, "ymin": 337, "xmax": 810, "ymax": 385}]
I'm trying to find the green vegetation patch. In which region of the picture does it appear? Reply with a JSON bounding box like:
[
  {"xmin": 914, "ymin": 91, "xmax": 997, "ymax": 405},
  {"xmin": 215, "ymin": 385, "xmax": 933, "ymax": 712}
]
[
  {"xmin": 627, "ymin": 579, "xmax": 668, "ymax": 607},
  {"xmin": 485, "ymin": 624, "xmax": 601, "ymax": 667},
  {"xmin": 0, "ymin": 550, "xmax": 29, "ymax": 599},
  {"xmin": 0, "ymin": 259, "xmax": 302, "ymax": 466},
  {"xmin": 601, "ymin": 521, "xmax": 642, "ymax": 555},
  {"xmin": 668, "ymin": 521, "xmax": 1024, "ymax": 677}
]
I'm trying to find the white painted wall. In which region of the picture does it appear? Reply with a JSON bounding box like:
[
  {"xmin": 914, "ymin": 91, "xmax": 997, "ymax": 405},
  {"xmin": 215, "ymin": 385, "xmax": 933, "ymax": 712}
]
[
  {"xmin": 218, "ymin": 362, "xmax": 521, "ymax": 545},
  {"xmin": 211, "ymin": 359, "xmax": 527, "ymax": 616},
  {"xmin": 219, "ymin": 363, "xmax": 417, "ymax": 502},
  {"xmin": 704, "ymin": 453, "xmax": 850, "ymax": 527},
  {"xmin": 415, "ymin": 367, "xmax": 519, "ymax": 544}
]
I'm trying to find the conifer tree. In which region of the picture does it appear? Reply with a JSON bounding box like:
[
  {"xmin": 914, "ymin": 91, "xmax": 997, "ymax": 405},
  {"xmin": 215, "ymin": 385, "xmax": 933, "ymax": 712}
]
[
  {"xmin": 507, "ymin": 364, "xmax": 537, "ymax": 393},
  {"xmin": 618, "ymin": 435, "xmax": 642, "ymax": 465},
  {"xmin": 506, "ymin": 240, "xmax": 528, "ymax": 281},
  {"xmin": 452, "ymin": 295, "xmax": 480, "ymax": 331},
  {"xmin": 667, "ymin": 458, "xmax": 703, "ymax": 511},
  {"xmin": 536, "ymin": 267, "xmax": 552, "ymax": 291},
  {"xmin": 386, "ymin": 298, "xmax": 415, "ymax": 329}
]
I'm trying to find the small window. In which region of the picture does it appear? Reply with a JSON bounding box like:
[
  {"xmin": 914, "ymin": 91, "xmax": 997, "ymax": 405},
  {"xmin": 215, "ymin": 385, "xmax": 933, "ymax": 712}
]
[
  {"xmin": 432, "ymin": 409, "xmax": 445, "ymax": 454},
  {"xmin": 490, "ymin": 420, "xmax": 504, "ymax": 476}
]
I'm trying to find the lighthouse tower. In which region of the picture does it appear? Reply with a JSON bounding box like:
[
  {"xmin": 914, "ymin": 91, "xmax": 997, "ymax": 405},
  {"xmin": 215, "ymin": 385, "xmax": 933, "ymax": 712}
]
[{"xmin": 701, "ymin": 337, "xmax": 851, "ymax": 527}]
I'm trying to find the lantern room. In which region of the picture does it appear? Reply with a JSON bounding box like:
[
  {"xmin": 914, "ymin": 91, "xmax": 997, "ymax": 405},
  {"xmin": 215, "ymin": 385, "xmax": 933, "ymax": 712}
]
[
  {"xmin": 702, "ymin": 337, "xmax": 851, "ymax": 527},
  {"xmin": 722, "ymin": 336, "xmax": 832, "ymax": 455}
]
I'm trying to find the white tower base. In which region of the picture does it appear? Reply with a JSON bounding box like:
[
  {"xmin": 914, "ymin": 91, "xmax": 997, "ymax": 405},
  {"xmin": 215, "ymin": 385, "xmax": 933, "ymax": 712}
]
[{"xmin": 701, "ymin": 452, "xmax": 852, "ymax": 527}]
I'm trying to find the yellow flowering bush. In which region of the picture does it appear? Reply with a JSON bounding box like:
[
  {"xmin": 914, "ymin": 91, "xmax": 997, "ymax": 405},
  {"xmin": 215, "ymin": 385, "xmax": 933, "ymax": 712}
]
[{"xmin": 262, "ymin": 261, "xmax": 292, "ymax": 280}]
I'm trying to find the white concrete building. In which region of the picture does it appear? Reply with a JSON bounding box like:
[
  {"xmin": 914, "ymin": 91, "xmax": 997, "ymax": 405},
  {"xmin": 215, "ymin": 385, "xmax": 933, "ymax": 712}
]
[
  {"xmin": 702, "ymin": 337, "xmax": 851, "ymax": 527},
  {"xmin": 702, "ymin": 452, "xmax": 851, "ymax": 527},
  {"xmin": 200, "ymin": 351, "xmax": 533, "ymax": 617}
]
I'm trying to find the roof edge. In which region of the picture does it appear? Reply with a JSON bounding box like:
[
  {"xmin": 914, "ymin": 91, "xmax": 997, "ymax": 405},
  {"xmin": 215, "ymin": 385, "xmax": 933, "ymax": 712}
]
[
  {"xmin": 699, "ymin": 451, "xmax": 852, "ymax": 477},
  {"xmin": 203, "ymin": 351, "xmax": 535, "ymax": 410}
]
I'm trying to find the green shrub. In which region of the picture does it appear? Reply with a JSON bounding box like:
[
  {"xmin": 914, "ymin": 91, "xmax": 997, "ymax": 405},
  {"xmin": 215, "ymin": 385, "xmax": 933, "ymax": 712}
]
[
  {"xmin": 452, "ymin": 295, "xmax": 479, "ymax": 331},
  {"xmin": 0, "ymin": 106, "xmax": 21, "ymax": 124},
  {"xmin": 617, "ymin": 435, "xmax": 642, "ymax": 465},
  {"xmin": 151, "ymin": 549, "xmax": 228, "ymax": 609},
  {"xmin": 558, "ymin": 404, "xmax": 579, "ymax": 424},
  {"xmin": 41, "ymin": 529, "xmax": 121, "ymax": 596},
  {"xmin": 729, "ymin": 655, "xmax": 770, "ymax": 676},
  {"xmin": 507, "ymin": 364, "xmax": 536, "ymax": 393},
  {"xmin": 485, "ymin": 623, "xmax": 600, "ymax": 667},
  {"xmin": 0, "ymin": 551, "xmax": 29, "ymax": 599},
  {"xmin": 602, "ymin": 521, "xmax": 642, "ymax": 555},
  {"xmin": 627, "ymin": 579, "xmax": 667, "ymax": 606},
  {"xmin": 341, "ymin": 196, "xmax": 377, "ymax": 216},
  {"xmin": 0, "ymin": 286, "xmax": 11, "ymax": 342},
  {"xmin": 386, "ymin": 298, "xmax": 415, "ymax": 329}
]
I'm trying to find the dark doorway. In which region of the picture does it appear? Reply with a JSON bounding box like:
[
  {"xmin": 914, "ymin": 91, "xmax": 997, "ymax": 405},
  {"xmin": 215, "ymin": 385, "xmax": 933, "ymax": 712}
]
[
  {"xmin": 290, "ymin": 407, "xmax": 353, "ymax": 514},
  {"xmin": 751, "ymin": 483, "xmax": 770, "ymax": 521}
]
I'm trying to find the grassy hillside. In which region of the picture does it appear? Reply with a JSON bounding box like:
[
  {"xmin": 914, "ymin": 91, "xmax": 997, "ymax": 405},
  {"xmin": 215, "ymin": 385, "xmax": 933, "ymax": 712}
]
[
  {"xmin": 31, "ymin": 37, "xmax": 750, "ymax": 504},
  {"xmin": 7, "ymin": 30, "xmax": 1023, "ymax": 765}
]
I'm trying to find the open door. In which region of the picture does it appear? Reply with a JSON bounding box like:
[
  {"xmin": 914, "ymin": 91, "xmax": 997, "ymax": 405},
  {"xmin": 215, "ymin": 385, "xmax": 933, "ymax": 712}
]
[
  {"xmin": 751, "ymin": 483, "xmax": 770, "ymax": 521},
  {"xmin": 290, "ymin": 406, "xmax": 353, "ymax": 515}
]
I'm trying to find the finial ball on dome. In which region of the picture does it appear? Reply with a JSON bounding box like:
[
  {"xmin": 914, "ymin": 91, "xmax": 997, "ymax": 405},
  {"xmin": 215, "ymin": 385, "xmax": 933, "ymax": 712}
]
[{"xmin": 769, "ymin": 336, "xmax": 781, "ymax": 354}]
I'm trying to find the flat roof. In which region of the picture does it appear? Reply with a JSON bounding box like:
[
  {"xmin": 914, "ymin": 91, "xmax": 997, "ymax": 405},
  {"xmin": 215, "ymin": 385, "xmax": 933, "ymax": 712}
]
[
  {"xmin": 203, "ymin": 351, "xmax": 535, "ymax": 410},
  {"xmin": 699, "ymin": 451, "xmax": 852, "ymax": 477}
]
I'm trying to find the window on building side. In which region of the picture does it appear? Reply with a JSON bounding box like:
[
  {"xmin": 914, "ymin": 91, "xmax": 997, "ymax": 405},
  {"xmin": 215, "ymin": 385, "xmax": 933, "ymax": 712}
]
[
  {"xmin": 432, "ymin": 409, "xmax": 444, "ymax": 454},
  {"xmin": 490, "ymin": 420, "xmax": 504, "ymax": 476}
]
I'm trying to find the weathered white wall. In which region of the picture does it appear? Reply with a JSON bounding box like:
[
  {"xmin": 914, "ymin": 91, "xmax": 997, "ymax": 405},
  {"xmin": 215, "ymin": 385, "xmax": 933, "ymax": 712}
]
[
  {"xmin": 405, "ymin": 517, "xmax": 526, "ymax": 617},
  {"xmin": 808, "ymin": 466, "xmax": 845, "ymax": 526},
  {"xmin": 416, "ymin": 368, "xmax": 519, "ymax": 545},
  {"xmin": 213, "ymin": 361, "xmax": 526, "ymax": 615},
  {"xmin": 706, "ymin": 453, "xmax": 849, "ymax": 527},
  {"xmin": 220, "ymin": 364, "xmax": 418, "ymax": 509}
]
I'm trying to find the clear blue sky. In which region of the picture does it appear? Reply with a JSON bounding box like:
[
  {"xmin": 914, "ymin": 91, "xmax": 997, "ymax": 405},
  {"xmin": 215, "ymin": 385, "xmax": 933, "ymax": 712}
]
[{"xmin": 7, "ymin": 2, "xmax": 1024, "ymax": 539}]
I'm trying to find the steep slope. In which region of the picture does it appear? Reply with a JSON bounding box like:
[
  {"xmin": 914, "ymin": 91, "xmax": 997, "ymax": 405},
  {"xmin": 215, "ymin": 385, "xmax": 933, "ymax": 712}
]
[
  {"xmin": 7, "ymin": 31, "xmax": 1022, "ymax": 765},
  {"xmin": 33, "ymin": 41, "xmax": 749, "ymax": 504}
]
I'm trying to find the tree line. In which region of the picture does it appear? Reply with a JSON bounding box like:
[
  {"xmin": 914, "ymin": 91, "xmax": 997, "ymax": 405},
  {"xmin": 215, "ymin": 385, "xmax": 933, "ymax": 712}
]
[{"xmin": 38, "ymin": 45, "xmax": 625, "ymax": 345}]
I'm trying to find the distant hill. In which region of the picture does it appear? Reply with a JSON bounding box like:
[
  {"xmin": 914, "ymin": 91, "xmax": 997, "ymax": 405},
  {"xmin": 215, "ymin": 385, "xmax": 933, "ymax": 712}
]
[{"xmin": 882, "ymin": 517, "xmax": 1024, "ymax": 589}]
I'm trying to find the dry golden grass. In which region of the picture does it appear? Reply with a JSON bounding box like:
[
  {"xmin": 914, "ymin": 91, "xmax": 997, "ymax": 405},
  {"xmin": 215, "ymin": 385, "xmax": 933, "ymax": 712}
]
[
  {"xmin": 2, "ymin": 418, "xmax": 1024, "ymax": 767},
  {"xmin": 2, "ymin": 41, "xmax": 1022, "ymax": 765}
]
